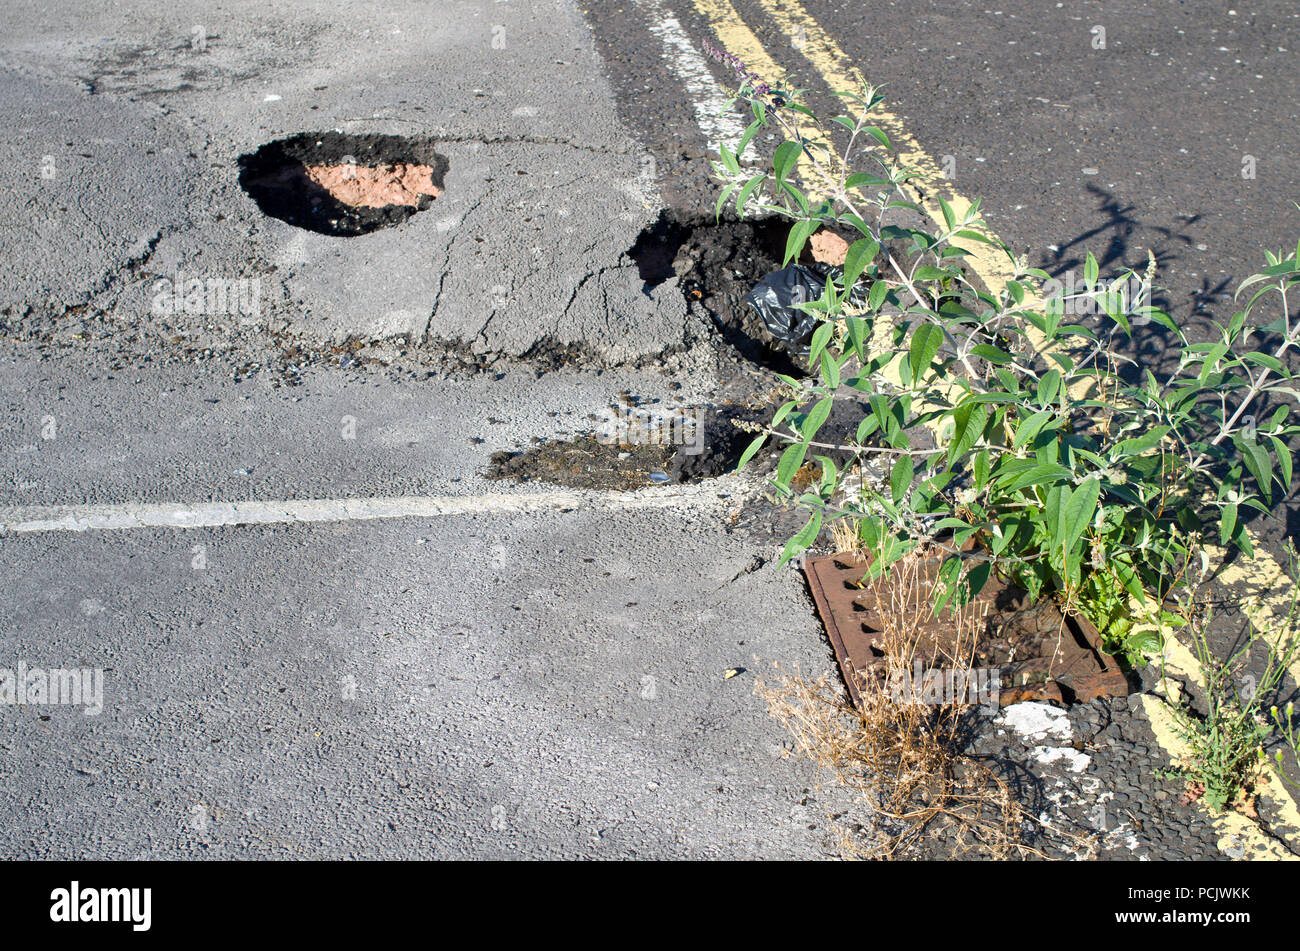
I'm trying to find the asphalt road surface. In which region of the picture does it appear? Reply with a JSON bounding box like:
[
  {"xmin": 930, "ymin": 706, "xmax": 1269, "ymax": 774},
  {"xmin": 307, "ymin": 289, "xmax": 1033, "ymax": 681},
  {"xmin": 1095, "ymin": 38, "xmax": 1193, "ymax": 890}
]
[{"xmin": 1, "ymin": 0, "xmax": 1298, "ymax": 860}]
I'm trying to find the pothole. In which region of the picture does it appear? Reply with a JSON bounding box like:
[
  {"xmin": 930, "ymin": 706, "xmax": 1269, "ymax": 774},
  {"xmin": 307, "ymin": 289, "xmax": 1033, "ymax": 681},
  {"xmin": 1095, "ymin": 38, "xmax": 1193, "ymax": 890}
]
[
  {"xmin": 238, "ymin": 132, "xmax": 448, "ymax": 236},
  {"xmin": 628, "ymin": 210, "xmax": 809, "ymax": 375}
]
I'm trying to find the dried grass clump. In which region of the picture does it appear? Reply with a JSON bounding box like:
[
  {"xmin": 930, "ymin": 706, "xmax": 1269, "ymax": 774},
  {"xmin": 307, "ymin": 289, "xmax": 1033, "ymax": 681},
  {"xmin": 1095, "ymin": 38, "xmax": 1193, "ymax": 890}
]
[{"xmin": 757, "ymin": 549, "xmax": 1034, "ymax": 859}]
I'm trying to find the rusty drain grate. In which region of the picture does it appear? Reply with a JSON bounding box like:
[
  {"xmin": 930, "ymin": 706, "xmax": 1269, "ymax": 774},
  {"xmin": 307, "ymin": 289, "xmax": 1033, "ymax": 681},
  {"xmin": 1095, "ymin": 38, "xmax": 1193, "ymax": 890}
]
[{"xmin": 804, "ymin": 553, "xmax": 1131, "ymax": 709}]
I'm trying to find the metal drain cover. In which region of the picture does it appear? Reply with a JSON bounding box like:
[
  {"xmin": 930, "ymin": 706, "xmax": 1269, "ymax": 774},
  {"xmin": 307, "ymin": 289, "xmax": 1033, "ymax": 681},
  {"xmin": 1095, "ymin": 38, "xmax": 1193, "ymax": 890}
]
[{"xmin": 804, "ymin": 553, "xmax": 1131, "ymax": 708}]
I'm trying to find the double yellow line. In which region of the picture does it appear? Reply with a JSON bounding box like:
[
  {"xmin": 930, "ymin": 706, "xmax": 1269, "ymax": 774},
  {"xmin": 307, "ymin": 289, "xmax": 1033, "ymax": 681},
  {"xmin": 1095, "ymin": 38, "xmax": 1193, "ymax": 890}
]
[{"xmin": 689, "ymin": 0, "xmax": 1300, "ymax": 858}]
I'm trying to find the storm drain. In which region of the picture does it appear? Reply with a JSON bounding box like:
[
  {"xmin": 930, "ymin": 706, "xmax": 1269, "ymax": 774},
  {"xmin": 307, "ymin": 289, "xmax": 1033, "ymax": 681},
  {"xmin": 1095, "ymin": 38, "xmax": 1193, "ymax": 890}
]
[
  {"xmin": 238, "ymin": 132, "xmax": 448, "ymax": 236},
  {"xmin": 804, "ymin": 553, "xmax": 1132, "ymax": 709}
]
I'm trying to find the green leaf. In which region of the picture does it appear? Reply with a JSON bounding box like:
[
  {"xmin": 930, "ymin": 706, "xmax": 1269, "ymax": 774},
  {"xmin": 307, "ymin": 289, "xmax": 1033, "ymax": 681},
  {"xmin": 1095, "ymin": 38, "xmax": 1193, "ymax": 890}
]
[
  {"xmin": 913, "ymin": 265, "xmax": 954, "ymax": 281},
  {"xmin": 1236, "ymin": 259, "xmax": 1300, "ymax": 298},
  {"xmin": 736, "ymin": 118, "xmax": 763, "ymax": 159},
  {"xmin": 776, "ymin": 442, "xmax": 808, "ymax": 489},
  {"xmin": 937, "ymin": 196, "xmax": 957, "ymax": 232},
  {"xmin": 869, "ymin": 394, "xmax": 891, "ymax": 433},
  {"xmin": 783, "ymin": 219, "xmax": 819, "ymax": 267},
  {"xmin": 801, "ymin": 396, "xmax": 834, "ymax": 440},
  {"xmin": 952, "ymin": 228, "xmax": 1000, "ymax": 247},
  {"xmin": 856, "ymin": 414, "xmax": 880, "ymax": 441},
  {"xmin": 867, "ymin": 279, "xmax": 889, "ymax": 312},
  {"xmin": 1241, "ymin": 351, "xmax": 1285, "ymax": 372},
  {"xmin": 778, "ymin": 180, "xmax": 810, "ymax": 215},
  {"xmin": 719, "ymin": 143, "xmax": 740, "ymax": 175},
  {"xmin": 863, "ymin": 126, "xmax": 890, "ymax": 149},
  {"xmin": 1127, "ymin": 629, "xmax": 1164, "ymax": 656},
  {"xmin": 734, "ymin": 174, "xmax": 766, "ymax": 219},
  {"xmin": 1269, "ymin": 435, "xmax": 1293, "ymax": 489},
  {"xmin": 772, "ymin": 140, "xmax": 803, "ymax": 184},
  {"xmin": 1220, "ymin": 502, "xmax": 1238, "ymax": 547},
  {"xmin": 933, "ymin": 556, "xmax": 963, "ymax": 613},
  {"xmin": 1013, "ymin": 410, "xmax": 1053, "ymax": 449},
  {"xmin": 972, "ymin": 344, "xmax": 1013, "ymax": 365},
  {"xmin": 947, "ymin": 401, "xmax": 988, "ymax": 466},
  {"xmin": 1084, "ymin": 252, "xmax": 1099, "ymax": 288},
  {"xmin": 1044, "ymin": 484, "xmax": 1065, "ymax": 546},
  {"xmin": 974, "ymin": 449, "xmax": 990, "ymax": 490},
  {"xmin": 907, "ymin": 323, "xmax": 944, "ymax": 384},
  {"xmin": 842, "ymin": 238, "xmax": 879, "ymax": 289},
  {"xmin": 1001, "ymin": 463, "xmax": 1074, "ymax": 493},
  {"xmin": 890, "ymin": 455, "xmax": 914, "ymax": 505},
  {"xmin": 839, "ymin": 213, "xmax": 873, "ymax": 237},
  {"xmin": 1036, "ymin": 369, "xmax": 1061, "ymax": 406},
  {"xmin": 844, "ymin": 172, "xmax": 891, "ymax": 190},
  {"xmin": 714, "ymin": 182, "xmax": 737, "ymax": 221},
  {"xmin": 1114, "ymin": 426, "xmax": 1170, "ymax": 458},
  {"xmin": 845, "ymin": 316, "xmax": 868, "ymax": 359},
  {"xmin": 821, "ymin": 350, "xmax": 841, "ymax": 390},
  {"xmin": 1234, "ymin": 434, "xmax": 1274, "ymax": 504},
  {"xmin": 778, "ymin": 510, "xmax": 822, "ymax": 567},
  {"xmin": 1062, "ymin": 477, "xmax": 1100, "ymax": 555},
  {"xmin": 808, "ymin": 320, "xmax": 835, "ymax": 367},
  {"xmin": 1233, "ymin": 524, "xmax": 1255, "ymax": 558}
]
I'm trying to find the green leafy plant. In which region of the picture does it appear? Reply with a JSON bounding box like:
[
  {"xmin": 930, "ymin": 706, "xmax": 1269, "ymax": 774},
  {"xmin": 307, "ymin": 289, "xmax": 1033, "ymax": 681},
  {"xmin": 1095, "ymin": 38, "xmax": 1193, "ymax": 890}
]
[
  {"xmin": 1165, "ymin": 558, "xmax": 1300, "ymax": 812},
  {"xmin": 710, "ymin": 70, "xmax": 1300, "ymax": 662}
]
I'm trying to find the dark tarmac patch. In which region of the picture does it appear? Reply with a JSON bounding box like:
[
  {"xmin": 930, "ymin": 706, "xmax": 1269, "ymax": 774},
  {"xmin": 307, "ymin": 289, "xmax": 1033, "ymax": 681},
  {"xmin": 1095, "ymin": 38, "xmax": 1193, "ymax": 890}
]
[
  {"xmin": 238, "ymin": 132, "xmax": 448, "ymax": 236},
  {"xmin": 485, "ymin": 439, "xmax": 675, "ymax": 491},
  {"xmin": 483, "ymin": 401, "xmax": 774, "ymax": 490}
]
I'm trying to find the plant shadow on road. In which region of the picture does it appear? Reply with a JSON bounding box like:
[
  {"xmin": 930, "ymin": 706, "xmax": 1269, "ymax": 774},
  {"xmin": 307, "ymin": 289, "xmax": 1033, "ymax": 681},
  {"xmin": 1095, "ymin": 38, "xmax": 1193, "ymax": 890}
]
[
  {"xmin": 1040, "ymin": 184, "xmax": 1197, "ymax": 278},
  {"xmin": 1037, "ymin": 185, "xmax": 1300, "ymax": 548},
  {"xmin": 1038, "ymin": 185, "xmax": 1195, "ymax": 383}
]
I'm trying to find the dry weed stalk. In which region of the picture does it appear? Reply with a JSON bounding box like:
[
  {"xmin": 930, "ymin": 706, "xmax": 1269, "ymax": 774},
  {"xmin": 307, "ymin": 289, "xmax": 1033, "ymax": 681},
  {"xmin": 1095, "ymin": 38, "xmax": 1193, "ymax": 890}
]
[{"xmin": 757, "ymin": 548, "xmax": 1035, "ymax": 859}]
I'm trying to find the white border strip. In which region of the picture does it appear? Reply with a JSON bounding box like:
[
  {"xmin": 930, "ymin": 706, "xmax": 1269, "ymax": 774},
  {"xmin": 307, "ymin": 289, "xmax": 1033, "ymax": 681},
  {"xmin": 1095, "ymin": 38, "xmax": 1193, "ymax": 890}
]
[
  {"xmin": 634, "ymin": 0, "xmax": 749, "ymax": 154},
  {"xmin": 0, "ymin": 486, "xmax": 731, "ymax": 535}
]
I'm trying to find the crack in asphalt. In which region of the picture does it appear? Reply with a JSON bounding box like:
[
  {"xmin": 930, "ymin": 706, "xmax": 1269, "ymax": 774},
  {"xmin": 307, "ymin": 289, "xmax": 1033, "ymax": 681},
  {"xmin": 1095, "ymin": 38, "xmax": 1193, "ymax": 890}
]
[
  {"xmin": 423, "ymin": 132, "xmax": 637, "ymax": 156},
  {"xmin": 424, "ymin": 190, "xmax": 490, "ymax": 345}
]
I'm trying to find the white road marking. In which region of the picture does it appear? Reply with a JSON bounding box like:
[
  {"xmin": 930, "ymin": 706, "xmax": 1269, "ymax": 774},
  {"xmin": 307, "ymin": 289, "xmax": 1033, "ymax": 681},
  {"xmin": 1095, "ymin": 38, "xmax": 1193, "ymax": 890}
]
[
  {"xmin": 0, "ymin": 485, "xmax": 735, "ymax": 535},
  {"xmin": 633, "ymin": 0, "xmax": 749, "ymax": 156}
]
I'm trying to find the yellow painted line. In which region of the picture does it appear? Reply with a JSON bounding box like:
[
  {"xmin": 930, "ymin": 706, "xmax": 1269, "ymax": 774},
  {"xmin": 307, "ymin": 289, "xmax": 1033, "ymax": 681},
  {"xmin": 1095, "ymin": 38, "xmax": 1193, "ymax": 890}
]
[
  {"xmin": 690, "ymin": 0, "xmax": 964, "ymax": 413},
  {"xmin": 688, "ymin": 0, "xmax": 831, "ymax": 190},
  {"xmin": 752, "ymin": 0, "xmax": 1018, "ymax": 293},
  {"xmin": 1146, "ymin": 576, "xmax": 1300, "ymax": 848},
  {"xmin": 1210, "ymin": 533, "xmax": 1300, "ymax": 687},
  {"xmin": 752, "ymin": 0, "xmax": 1089, "ymax": 393},
  {"xmin": 693, "ymin": 0, "xmax": 1300, "ymax": 856}
]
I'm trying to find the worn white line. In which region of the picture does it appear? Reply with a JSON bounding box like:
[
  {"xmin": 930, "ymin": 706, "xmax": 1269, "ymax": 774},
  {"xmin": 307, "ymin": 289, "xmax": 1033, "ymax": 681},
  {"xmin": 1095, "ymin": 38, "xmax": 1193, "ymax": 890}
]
[
  {"xmin": 634, "ymin": 0, "xmax": 750, "ymax": 155},
  {"xmin": 0, "ymin": 486, "xmax": 733, "ymax": 535}
]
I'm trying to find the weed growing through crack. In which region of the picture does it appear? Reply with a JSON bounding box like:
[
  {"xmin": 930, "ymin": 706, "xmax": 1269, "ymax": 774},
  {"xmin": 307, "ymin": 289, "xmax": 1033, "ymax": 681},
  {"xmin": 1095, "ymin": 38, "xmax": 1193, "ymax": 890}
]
[
  {"xmin": 1163, "ymin": 545, "xmax": 1300, "ymax": 813},
  {"xmin": 756, "ymin": 549, "xmax": 1034, "ymax": 859}
]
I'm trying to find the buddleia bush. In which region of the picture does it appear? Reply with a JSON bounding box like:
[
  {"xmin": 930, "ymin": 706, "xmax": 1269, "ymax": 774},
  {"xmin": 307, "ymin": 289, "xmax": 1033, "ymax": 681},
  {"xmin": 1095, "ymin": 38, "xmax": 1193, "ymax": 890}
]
[{"xmin": 710, "ymin": 69, "xmax": 1300, "ymax": 662}]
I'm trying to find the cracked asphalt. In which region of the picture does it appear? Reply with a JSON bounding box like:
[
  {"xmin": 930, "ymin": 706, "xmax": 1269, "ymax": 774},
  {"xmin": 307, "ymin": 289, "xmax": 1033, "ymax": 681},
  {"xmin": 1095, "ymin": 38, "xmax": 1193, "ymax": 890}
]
[{"xmin": 1, "ymin": 0, "xmax": 1298, "ymax": 861}]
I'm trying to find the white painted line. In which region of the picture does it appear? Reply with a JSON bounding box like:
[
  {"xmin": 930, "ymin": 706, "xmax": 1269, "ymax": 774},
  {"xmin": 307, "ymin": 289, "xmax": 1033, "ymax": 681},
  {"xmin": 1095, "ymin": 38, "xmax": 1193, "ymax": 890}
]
[
  {"xmin": 0, "ymin": 486, "xmax": 734, "ymax": 535},
  {"xmin": 633, "ymin": 0, "xmax": 750, "ymax": 156}
]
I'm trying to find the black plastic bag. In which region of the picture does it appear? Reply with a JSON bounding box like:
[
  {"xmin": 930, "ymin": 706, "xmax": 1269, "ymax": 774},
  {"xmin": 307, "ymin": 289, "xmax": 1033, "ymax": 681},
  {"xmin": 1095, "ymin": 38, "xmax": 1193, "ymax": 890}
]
[{"xmin": 745, "ymin": 263, "xmax": 869, "ymax": 358}]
